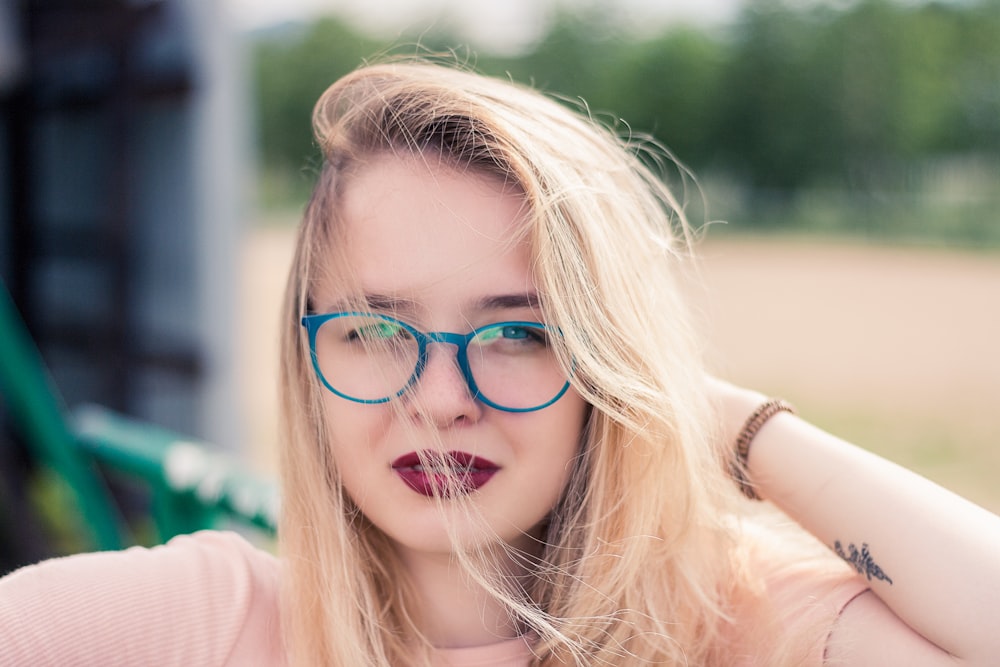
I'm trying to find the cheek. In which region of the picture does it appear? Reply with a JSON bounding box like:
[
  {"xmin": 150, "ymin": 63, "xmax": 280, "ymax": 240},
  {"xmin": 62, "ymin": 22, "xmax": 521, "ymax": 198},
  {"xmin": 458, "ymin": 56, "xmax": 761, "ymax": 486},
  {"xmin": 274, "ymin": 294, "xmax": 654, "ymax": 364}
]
[
  {"xmin": 552, "ymin": 391, "xmax": 590, "ymax": 451},
  {"xmin": 321, "ymin": 396, "xmax": 391, "ymax": 467},
  {"xmin": 529, "ymin": 391, "xmax": 590, "ymax": 482},
  {"xmin": 508, "ymin": 396, "xmax": 589, "ymax": 540}
]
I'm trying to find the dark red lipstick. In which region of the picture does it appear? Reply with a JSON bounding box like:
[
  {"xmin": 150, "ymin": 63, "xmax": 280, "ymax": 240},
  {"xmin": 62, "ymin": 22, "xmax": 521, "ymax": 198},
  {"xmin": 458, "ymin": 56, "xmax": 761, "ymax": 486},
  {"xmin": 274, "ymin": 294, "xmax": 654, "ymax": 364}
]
[{"xmin": 391, "ymin": 451, "xmax": 499, "ymax": 497}]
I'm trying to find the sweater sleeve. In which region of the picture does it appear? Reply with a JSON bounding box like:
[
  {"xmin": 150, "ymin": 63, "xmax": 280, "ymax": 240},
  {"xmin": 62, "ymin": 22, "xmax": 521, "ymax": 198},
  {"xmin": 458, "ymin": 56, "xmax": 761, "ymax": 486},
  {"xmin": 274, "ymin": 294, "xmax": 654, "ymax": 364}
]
[{"xmin": 0, "ymin": 530, "xmax": 282, "ymax": 666}]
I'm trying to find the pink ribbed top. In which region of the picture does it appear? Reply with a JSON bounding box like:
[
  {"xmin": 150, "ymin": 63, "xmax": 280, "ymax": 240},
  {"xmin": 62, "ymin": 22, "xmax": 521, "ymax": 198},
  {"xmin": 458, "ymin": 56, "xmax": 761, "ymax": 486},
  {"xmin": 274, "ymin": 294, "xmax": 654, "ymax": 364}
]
[{"xmin": 0, "ymin": 531, "xmax": 865, "ymax": 665}]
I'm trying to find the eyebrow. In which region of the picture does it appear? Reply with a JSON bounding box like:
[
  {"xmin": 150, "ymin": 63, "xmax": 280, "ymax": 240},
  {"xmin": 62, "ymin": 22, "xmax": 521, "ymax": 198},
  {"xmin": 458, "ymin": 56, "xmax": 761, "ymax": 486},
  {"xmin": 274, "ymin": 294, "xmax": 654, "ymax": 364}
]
[
  {"xmin": 323, "ymin": 292, "xmax": 540, "ymax": 315},
  {"xmin": 329, "ymin": 293, "xmax": 419, "ymax": 314},
  {"xmin": 474, "ymin": 292, "xmax": 541, "ymax": 312}
]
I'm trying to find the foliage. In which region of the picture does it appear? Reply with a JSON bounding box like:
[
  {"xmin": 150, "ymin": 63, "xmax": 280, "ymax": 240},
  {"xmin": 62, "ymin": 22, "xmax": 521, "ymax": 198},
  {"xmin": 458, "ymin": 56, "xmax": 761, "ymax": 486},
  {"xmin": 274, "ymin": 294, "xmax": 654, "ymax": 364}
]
[
  {"xmin": 249, "ymin": 1, "xmax": 1000, "ymax": 244},
  {"xmin": 253, "ymin": 19, "xmax": 380, "ymax": 171}
]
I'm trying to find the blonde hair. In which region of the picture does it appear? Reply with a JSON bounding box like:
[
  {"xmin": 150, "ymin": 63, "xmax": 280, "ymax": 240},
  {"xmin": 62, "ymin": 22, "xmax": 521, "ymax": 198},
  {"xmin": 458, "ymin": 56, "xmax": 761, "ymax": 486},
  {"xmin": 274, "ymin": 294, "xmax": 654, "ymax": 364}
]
[{"xmin": 279, "ymin": 58, "xmax": 828, "ymax": 666}]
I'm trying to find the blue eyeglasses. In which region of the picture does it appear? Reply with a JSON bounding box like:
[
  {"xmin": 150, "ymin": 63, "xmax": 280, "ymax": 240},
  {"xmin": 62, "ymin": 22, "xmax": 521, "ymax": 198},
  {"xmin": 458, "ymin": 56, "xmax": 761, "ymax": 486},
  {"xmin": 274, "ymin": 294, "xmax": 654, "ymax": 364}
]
[{"xmin": 300, "ymin": 312, "xmax": 571, "ymax": 412}]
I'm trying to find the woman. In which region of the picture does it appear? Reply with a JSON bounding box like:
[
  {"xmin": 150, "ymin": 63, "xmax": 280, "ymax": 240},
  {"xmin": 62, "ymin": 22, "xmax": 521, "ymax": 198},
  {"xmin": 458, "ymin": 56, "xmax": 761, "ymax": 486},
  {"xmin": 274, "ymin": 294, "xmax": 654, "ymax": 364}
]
[
  {"xmin": 2, "ymin": 59, "xmax": 999, "ymax": 666},
  {"xmin": 278, "ymin": 59, "xmax": 1000, "ymax": 665}
]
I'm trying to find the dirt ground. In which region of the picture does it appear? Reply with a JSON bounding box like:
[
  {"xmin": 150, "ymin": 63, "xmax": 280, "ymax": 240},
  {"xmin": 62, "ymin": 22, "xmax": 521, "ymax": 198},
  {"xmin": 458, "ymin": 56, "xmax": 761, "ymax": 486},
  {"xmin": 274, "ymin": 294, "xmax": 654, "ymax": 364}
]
[{"xmin": 240, "ymin": 227, "xmax": 1000, "ymax": 511}]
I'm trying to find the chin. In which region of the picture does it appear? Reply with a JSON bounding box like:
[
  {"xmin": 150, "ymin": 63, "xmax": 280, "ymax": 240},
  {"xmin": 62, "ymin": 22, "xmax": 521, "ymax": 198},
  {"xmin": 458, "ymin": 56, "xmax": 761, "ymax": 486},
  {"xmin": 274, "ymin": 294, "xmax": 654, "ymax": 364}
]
[{"xmin": 381, "ymin": 511, "xmax": 541, "ymax": 558}]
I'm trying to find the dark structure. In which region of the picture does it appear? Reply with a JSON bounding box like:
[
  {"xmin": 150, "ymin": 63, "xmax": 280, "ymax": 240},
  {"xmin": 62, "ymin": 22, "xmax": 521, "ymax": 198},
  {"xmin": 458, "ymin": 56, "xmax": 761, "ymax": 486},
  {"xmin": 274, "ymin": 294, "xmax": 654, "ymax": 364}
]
[{"xmin": 0, "ymin": 0, "xmax": 245, "ymax": 566}]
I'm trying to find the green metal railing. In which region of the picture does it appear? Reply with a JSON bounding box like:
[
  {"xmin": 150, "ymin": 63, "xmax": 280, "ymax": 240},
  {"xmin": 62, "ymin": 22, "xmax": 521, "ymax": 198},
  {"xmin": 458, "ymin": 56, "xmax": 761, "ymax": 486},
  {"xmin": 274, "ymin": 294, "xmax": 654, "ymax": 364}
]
[
  {"xmin": 0, "ymin": 282, "xmax": 276, "ymax": 552},
  {"xmin": 74, "ymin": 405, "xmax": 278, "ymax": 538}
]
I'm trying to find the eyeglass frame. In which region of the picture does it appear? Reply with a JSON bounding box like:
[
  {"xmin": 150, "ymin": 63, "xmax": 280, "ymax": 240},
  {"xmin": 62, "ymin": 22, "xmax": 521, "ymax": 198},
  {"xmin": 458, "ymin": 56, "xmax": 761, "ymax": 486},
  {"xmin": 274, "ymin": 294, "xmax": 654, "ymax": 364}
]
[{"xmin": 300, "ymin": 311, "xmax": 572, "ymax": 413}]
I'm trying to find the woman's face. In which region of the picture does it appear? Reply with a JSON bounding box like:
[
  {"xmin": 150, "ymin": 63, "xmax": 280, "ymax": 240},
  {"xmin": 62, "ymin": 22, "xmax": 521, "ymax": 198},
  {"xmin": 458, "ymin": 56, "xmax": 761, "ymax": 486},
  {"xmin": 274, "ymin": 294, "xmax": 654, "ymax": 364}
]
[{"xmin": 312, "ymin": 154, "xmax": 589, "ymax": 557}]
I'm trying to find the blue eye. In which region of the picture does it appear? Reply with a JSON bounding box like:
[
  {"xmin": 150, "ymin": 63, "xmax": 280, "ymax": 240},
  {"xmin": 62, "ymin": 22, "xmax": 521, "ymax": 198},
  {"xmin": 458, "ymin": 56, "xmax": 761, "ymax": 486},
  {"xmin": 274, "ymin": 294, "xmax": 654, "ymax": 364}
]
[
  {"xmin": 505, "ymin": 325, "xmax": 530, "ymax": 339},
  {"xmin": 475, "ymin": 323, "xmax": 548, "ymax": 348}
]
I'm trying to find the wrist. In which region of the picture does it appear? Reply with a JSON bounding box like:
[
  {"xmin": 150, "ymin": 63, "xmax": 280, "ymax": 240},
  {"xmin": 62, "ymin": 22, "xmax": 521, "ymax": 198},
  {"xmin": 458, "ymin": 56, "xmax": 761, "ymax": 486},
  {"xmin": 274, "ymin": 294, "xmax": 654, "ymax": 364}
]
[
  {"xmin": 716, "ymin": 383, "xmax": 768, "ymax": 444},
  {"xmin": 729, "ymin": 398, "xmax": 796, "ymax": 500}
]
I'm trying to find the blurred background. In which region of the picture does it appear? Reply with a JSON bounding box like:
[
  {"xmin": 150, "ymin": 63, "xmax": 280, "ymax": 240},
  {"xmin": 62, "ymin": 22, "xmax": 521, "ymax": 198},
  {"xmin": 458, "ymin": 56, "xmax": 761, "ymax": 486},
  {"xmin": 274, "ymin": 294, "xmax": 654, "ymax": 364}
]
[{"xmin": 1, "ymin": 0, "xmax": 998, "ymax": 570}]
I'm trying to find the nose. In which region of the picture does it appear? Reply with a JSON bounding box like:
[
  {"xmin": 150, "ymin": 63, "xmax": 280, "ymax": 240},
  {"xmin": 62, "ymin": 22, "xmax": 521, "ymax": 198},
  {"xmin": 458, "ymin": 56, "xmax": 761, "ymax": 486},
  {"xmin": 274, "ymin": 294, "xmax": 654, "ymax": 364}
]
[{"xmin": 405, "ymin": 343, "xmax": 482, "ymax": 426}]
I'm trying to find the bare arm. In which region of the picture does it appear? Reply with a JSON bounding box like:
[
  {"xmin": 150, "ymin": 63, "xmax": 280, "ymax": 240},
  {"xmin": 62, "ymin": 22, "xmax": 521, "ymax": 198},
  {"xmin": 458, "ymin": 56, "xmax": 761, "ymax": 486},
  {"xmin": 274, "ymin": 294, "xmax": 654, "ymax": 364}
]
[{"xmin": 713, "ymin": 379, "xmax": 1000, "ymax": 666}]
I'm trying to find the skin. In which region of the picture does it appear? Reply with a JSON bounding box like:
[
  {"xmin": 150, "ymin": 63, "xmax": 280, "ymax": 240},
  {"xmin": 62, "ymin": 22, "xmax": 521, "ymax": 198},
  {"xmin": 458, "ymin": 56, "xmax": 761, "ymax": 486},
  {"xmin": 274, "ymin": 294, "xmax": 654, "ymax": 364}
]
[{"xmin": 311, "ymin": 153, "xmax": 589, "ymax": 647}]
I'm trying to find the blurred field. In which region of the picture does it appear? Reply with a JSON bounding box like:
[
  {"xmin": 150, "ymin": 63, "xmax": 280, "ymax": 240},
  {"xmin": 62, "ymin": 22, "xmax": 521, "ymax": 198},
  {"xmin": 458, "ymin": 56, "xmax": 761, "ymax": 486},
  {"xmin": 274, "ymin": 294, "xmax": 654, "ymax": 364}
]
[
  {"xmin": 698, "ymin": 237, "xmax": 1000, "ymax": 513},
  {"xmin": 240, "ymin": 221, "xmax": 1000, "ymax": 513}
]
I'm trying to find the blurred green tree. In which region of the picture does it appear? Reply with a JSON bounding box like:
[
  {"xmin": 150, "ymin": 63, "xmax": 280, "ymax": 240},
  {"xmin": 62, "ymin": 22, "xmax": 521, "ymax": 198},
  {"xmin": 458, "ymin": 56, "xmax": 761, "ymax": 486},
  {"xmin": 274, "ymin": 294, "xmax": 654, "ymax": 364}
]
[
  {"xmin": 609, "ymin": 27, "xmax": 727, "ymax": 168},
  {"xmin": 249, "ymin": 0, "xmax": 1000, "ymax": 243},
  {"xmin": 253, "ymin": 18, "xmax": 378, "ymax": 174}
]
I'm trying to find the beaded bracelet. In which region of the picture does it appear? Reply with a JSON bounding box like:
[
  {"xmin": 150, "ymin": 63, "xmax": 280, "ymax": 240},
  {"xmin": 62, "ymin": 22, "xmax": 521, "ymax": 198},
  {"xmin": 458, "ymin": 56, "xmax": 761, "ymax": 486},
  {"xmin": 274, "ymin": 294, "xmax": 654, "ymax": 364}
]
[{"xmin": 730, "ymin": 398, "xmax": 796, "ymax": 500}]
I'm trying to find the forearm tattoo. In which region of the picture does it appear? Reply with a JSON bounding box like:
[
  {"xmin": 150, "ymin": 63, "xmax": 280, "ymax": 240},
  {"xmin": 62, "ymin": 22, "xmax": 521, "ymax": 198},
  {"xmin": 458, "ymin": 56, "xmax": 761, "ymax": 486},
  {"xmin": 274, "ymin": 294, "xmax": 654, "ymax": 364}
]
[{"xmin": 834, "ymin": 540, "xmax": 894, "ymax": 585}]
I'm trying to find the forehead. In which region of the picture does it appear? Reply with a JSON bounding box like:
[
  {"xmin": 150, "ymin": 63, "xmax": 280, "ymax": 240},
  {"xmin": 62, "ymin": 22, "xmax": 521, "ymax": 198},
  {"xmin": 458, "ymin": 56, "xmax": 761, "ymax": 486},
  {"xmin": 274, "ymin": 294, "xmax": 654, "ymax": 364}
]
[{"xmin": 323, "ymin": 155, "xmax": 535, "ymax": 310}]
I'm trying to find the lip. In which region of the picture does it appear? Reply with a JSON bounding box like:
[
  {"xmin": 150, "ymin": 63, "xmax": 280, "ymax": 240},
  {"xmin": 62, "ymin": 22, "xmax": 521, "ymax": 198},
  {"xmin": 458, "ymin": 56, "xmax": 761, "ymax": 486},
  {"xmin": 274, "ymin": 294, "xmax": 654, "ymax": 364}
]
[{"xmin": 391, "ymin": 450, "xmax": 500, "ymax": 497}]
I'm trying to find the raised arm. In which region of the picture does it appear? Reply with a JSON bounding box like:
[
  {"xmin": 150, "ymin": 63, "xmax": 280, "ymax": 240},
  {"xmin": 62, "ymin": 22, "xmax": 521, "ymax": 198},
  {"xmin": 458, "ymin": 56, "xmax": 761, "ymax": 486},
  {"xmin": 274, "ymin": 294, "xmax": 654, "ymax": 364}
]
[{"xmin": 712, "ymin": 378, "xmax": 1000, "ymax": 666}]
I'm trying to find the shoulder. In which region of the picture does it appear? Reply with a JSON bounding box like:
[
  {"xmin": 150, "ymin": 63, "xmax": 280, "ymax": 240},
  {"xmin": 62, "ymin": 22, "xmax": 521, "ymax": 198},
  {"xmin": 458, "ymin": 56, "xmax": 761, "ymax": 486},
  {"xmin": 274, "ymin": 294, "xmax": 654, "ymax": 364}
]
[
  {"xmin": 0, "ymin": 530, "xmax": 283, "ymax": 666},
  {"xmin": 761, "ymin": 555, "xmax": 869, "ymax": 626},
  {"xmin": 745, "ymin": 546, "xmax": 869, "ymax": 666},
  {"xmin": 725, "ymin": 522, "xmax": 869, "ymax": 666}
]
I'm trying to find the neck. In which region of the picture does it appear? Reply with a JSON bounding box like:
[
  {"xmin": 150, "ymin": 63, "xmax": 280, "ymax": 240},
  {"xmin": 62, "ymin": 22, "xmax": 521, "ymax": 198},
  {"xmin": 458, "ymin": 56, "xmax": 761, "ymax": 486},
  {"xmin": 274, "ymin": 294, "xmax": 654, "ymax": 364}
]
[{"xmin": 399, "ymin": 547, "xmax": 527, "ymax": 649}]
